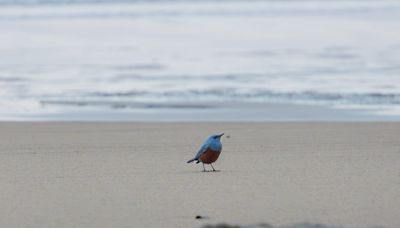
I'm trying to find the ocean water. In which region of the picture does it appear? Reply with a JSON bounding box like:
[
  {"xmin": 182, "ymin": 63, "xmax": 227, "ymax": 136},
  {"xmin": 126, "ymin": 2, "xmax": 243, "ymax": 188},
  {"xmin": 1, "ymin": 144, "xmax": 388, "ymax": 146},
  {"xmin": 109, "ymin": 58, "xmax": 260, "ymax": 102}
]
[{"xmin": 1, "ymin": 0, "xmax": 400, "ymax": 120}]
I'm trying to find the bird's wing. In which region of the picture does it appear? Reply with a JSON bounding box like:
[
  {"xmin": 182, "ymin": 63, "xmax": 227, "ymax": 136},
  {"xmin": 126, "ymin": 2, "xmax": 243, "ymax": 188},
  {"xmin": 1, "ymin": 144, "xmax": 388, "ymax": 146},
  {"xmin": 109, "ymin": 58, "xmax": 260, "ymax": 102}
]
[{"xmin": 193, "ymin": 140, "xmax": 210, "ymax": 160}]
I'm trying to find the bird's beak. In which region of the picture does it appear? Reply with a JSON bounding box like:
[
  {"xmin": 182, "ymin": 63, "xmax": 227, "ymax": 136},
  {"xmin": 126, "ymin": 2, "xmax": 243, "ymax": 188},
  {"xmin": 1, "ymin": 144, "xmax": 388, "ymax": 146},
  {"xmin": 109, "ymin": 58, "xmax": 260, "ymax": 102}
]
[{"xmin": 218, "ymin": 133, "xmax": 224, "ymax": 138}]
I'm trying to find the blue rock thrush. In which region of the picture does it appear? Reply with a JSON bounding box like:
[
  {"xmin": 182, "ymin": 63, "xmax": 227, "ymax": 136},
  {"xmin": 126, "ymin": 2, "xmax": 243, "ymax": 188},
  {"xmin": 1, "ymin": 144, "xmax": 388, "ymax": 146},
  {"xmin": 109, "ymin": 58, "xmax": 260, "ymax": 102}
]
[{"xmin": 187, "ymin": 133, "xmax": 224, "ymax": 172}]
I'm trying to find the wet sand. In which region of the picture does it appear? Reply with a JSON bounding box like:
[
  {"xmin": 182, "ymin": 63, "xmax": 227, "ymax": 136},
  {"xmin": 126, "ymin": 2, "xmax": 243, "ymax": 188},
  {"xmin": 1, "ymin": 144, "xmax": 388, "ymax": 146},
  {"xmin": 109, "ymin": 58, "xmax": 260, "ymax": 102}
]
[{"xmin": 0, "ymin": 122, "xmax": 399, "ymax": 228}]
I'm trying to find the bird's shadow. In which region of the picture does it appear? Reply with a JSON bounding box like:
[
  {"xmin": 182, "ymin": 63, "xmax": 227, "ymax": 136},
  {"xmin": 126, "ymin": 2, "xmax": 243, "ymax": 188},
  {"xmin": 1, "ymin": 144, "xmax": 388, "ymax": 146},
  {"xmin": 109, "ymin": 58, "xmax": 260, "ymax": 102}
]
[
  {"xmin": 177, "ymin": 170, "xmax": 218, "ymax": 174},
  {"xmin": 177, "ymin": 169, "xmax": 238, "ymax": 174}
]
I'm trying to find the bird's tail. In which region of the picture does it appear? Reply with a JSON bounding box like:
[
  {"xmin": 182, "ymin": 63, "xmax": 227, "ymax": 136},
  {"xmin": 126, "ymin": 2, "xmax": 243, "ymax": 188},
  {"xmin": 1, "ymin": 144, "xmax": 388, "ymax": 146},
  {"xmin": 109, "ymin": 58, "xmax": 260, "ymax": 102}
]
[{"xmin": 187, "ymin": 158, "xmax": 196, "ymax": 163}]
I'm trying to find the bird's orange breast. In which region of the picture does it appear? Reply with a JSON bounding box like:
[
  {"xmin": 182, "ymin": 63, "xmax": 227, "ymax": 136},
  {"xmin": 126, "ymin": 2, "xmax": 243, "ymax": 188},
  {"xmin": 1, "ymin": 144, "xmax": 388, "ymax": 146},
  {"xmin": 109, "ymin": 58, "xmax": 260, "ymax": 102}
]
[{"xmin": 199, "ymin": 148, "xmax": 220, "ymax": 164}]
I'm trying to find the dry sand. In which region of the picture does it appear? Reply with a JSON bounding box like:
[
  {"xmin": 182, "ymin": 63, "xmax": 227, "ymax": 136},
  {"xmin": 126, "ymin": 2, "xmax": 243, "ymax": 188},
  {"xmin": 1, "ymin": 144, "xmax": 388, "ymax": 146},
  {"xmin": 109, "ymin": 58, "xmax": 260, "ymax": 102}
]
[{"xmin": 0, "ymin": 122, "xmax": 399, "ymax": 228}]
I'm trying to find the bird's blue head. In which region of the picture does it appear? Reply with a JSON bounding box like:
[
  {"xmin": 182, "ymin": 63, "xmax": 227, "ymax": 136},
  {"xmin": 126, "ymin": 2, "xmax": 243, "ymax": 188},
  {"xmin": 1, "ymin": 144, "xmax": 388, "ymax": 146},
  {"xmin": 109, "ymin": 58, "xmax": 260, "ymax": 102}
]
[
  {"xmin": 207, "ymin": 133, "xmax": 224, "ymax": 151},
  {"xmin": 209, "ymin": 133, "xmax": 224, "ymax": 141}
]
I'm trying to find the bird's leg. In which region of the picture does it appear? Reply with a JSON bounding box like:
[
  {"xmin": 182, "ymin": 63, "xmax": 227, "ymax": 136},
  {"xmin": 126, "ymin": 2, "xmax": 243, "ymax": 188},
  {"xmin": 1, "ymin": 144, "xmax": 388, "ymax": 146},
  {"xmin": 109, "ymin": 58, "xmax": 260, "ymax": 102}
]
[
  {"xmin": 202, "ymin": 163, "xmax": 206, "ymax": 172},
  {"xmin": 210, "ymin": 163, "xmax": 216, "ymax": 172}
]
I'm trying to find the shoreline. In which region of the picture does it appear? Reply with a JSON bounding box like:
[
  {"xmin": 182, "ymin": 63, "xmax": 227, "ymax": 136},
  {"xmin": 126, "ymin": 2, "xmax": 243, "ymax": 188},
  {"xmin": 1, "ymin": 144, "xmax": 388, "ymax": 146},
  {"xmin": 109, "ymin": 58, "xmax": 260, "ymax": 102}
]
[{"xmin": 3, "ymin": 102, "xmax": 400, "ymax": 121}]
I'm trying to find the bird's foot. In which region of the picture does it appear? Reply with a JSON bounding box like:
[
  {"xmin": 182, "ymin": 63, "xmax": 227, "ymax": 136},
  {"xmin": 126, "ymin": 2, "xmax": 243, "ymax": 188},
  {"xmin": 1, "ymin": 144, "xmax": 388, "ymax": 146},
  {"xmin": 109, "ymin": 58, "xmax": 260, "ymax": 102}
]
[{"xmin": 212, "ymin": 169, "xmax": 220, "ymax": 172}]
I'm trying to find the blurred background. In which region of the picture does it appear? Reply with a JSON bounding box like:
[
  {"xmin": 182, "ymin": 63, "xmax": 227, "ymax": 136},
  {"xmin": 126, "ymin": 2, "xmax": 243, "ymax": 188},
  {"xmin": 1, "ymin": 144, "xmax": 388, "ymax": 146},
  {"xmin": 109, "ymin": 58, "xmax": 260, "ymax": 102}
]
[{"xmin": 1, "ymin": 0, "xmax": 400, "ymax": 121}]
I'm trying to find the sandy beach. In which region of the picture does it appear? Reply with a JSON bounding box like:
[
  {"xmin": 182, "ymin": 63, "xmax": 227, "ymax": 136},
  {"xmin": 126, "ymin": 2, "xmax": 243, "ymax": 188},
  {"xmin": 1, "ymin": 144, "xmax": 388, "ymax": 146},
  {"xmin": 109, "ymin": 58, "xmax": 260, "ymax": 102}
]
[{"xmin": 0, "ymin": 122, "xmax": 399, "ymax": 228}]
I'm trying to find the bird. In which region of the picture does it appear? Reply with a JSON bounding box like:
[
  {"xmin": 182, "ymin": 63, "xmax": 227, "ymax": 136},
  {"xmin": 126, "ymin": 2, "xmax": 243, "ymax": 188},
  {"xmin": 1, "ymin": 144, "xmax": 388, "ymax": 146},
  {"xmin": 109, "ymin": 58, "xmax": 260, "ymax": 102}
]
[{"xmin": 187, "ymin": 133, "xmax": 224, "ymax": 172}]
